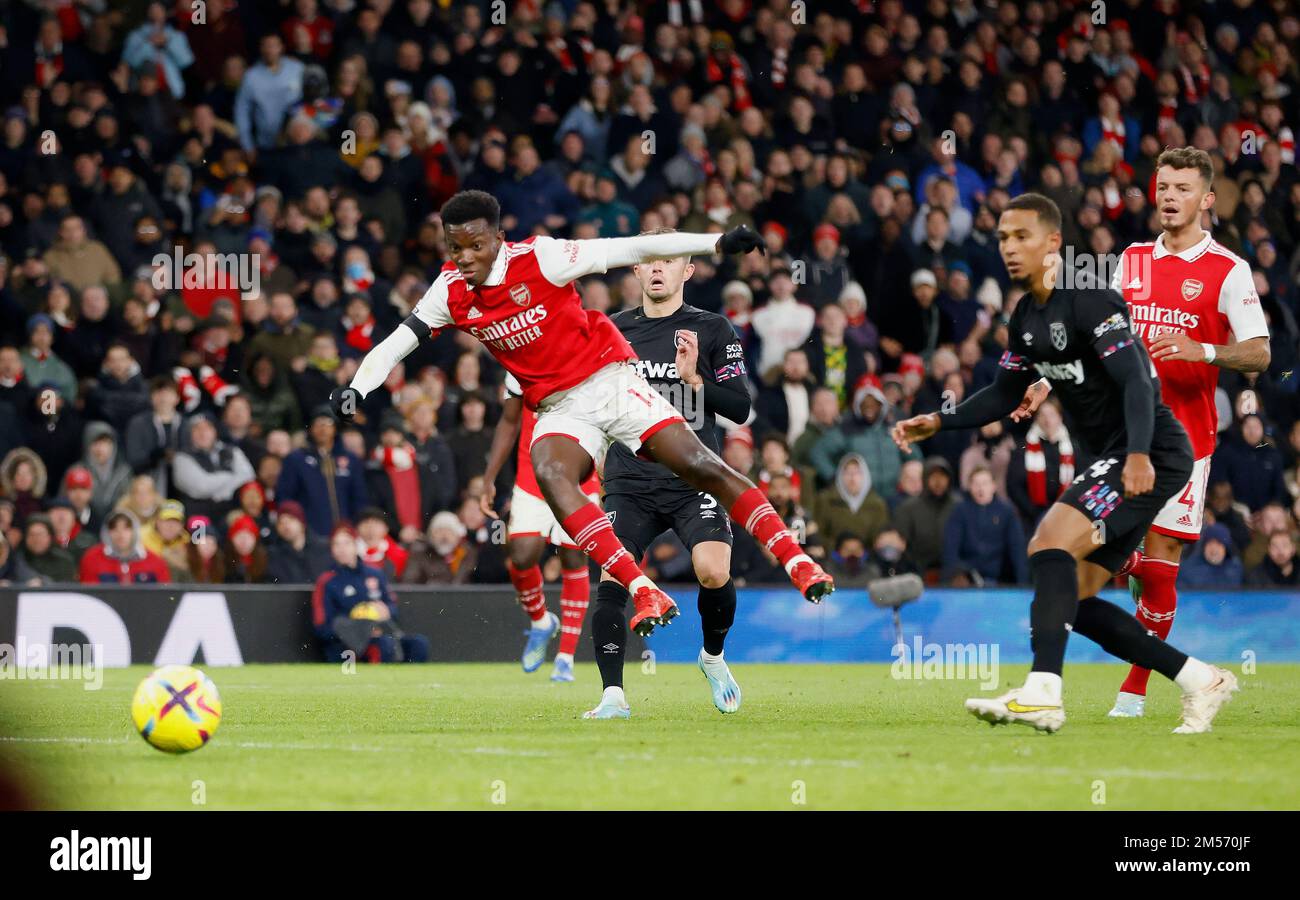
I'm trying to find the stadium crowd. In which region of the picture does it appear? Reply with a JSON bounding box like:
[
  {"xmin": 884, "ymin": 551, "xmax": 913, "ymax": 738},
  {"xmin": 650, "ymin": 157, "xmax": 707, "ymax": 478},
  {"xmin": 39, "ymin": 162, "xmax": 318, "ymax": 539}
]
[{"xmin": 0, "ymin": 0, "xmax": 1298, "ymax": 594}]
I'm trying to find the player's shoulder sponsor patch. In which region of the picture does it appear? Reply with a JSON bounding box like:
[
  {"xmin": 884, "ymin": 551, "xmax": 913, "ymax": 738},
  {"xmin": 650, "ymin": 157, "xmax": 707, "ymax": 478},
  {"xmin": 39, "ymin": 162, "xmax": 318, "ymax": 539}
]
[
  {"xmin": 1098, "ymin": 337, "xmax": 1135, "ymax": 358},
  {"xmin": 1092, "ymin": 311, "xmax": 1129, "ymax": 338},
  {"xmin": 998, "ymin": 350, "xmax": 1030, "ymax": 372},
  {"xmin": 715, "ymin": 361, "xmax": 747, "ymax": 381},
  {"xmin": 724, "ymin": 341, "xmax": 744, "ymax": 360}
]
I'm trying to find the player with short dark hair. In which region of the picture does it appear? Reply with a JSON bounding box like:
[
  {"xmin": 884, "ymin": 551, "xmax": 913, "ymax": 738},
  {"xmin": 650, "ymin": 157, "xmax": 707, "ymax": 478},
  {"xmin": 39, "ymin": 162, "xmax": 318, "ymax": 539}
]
[
  {"xmin": 892, "ymin": 192, "xmax": 1238, "ymax": 734},
  {"xmin": 334, "ymin": 190, "xmax": 833, "ymax": 648},
  {"xmin": 585, "ymin": 231, "xmax": 753, "ymax": 719}
]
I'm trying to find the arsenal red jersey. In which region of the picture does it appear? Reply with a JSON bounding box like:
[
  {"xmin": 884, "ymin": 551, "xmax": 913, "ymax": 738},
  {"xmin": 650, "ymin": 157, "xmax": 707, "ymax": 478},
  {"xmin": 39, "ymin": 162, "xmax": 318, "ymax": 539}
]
[
  {"xmin": 410, "ymin": 236, "xmax": 636, "ymax": 409},
  {"xmin": 1113, "ymin": 231, "xmax": 1268, "ymax": 458},
  {"xmin": 503, "ymin": 374, "xmax": 600, "ymax": 499}
]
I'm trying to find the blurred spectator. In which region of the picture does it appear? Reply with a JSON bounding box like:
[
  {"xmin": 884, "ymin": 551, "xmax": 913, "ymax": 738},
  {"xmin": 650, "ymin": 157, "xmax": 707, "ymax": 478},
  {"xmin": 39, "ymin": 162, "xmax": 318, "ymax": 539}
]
[
  {"xmin": 804, "ymin": 303, "xmax": 866, "ymax": 410},
  {"xmin": 367, "ymin": 410, "xmax": 449, "ymax": 543},
  {"xmin": 47, "ymin": 497, "xmax": 96, "ymax": 561},
  {"xmin": 17, "ymin": 514, "xmax": 76, "ymax": 584},
  {"xmin": 810, "ymin": 385, "xmax": 918, "ymax": 502},
  {"xmin": 141, "ymin": 499, "xmax": 189, "ymax": 579},
  {"xmin": 893, "ymin": 456, "xmax": 957, "ymax": 578},
  {"xmin": 357, "ymin": 507, "xmax": 408, "ymax": 580},
  {"xmin": 792, "ymin": 387, "xmax": 840, "ymax": 470},
  {"xmin": 78, "ymin": 510, "xmax": 171, "ymax": 584},
  {"xmin": 20, "ymin": 315, "xmax": 77, "ymax": 401},
  {"xmin": 1246, "ymin": 531, "xmax": 1300, "ymax": 587},
  {"xmin": 86, "ymin": 344, "xmax": 151, "ymax": 435},
  {"xmin": 447, "ymin": 392, "xmax": 491, "ymax": 496},
  {"xmin": 172, "ymin": 413, "xmax": 256, "ymax": 521},
  {"xmin": 813, "ymin": 454, "xmax": 889, "ymax": 550},
  {"xmin": 185, "ymin": 515, "xmax": 224, "ymax": 583},
  {"xmin": 235, "ymin": 34, "xmax": 304, "ymax": 151},
  {"xmin": 243, "ymin": 352, "xmax": 304, "ymax": 434},
  {"xmin": 865, "ymin": 527, "xmax": 921, "ymax": 581},
  {"xmin": 276, "ymin": 406, "xmax": 368, "ymax": 537},
  {"xmin": 1007, "ymin": 400, "xmax": 1075, "ymax": 529},
  {"xmin": 1206, "ymin": 481, "xmax": 1254, "ymax": 556},
  {"xmin": 124, "ymin": 376, "xmax": 183, "ymax": 496},
  {"xmin": 751, "ymin": 266, "xmax": 815, "ymax": 381},
  {"xmin": 1243, "ymin": 504, "xmax": 1292, "ymax": 571},
  {"xmin": 824, "ymin": 532, "xmax": 873, "ymax": 588},
  {"xmin": 42, "ymin": 216, "xmax": 120, "ymax": 293},
  {"xmin": 266, "ymin": 501, "xmax": 331, "ymax": 584},
  {"xmin": 0, "ymin": 448, "xmax": 46, "ymax": 526},
  {"xmin": 402, "ymin": 511, "xmax": 476, "ymax": 585},
  {"xmin": 756, "ymin": 434, "xmax": 802, "ymax": 501},
  {"xmin": 1180, "ymin": 523, "xmax": 1244, "ymax": 589},
  {"xmin": 80, "ymin": 424, "xmax": 132, "ymax": 522},
  {"xmin": 756, "ymin": 349, "xmax": 817, "ymax": 445},
  {"xmin": 122, "ymin": 2, "xmax": 194, "ymax": 100},
  {"xmin": 222, "ymin": 514, "xmax": 267, "ymax": 584},
  {"xmin": 942, "ymin": 467, "xmax": 1029, "ymax": 586},
  {"xmin": 1212, "ymin": 414, "xmax": 1287, "ymax": 512},
  {"xmin": 114, "ymin": 474, "xmax": 163, "ymax": 533}
]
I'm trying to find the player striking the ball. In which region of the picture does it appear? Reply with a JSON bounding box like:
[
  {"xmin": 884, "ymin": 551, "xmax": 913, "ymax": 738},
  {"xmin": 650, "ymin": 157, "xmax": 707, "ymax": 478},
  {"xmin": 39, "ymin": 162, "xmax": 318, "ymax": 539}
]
[
  {"xmin": 585, "ymin": 229, "xmax": 752, "ymax": 719},
  {"xmin": 1015, "ymin": 148, "xmax": 1271, "ymax": 718},
  {"xmin": 334, "ymin": 190, "xmax": 833, "ymax": 642},
  {"xmin": 892, "ymin": 193, "xmax": 1237, "ymax": 734},
  {"xmin": 480, "ymin": 372, "xmax": 599, "ymax": 681}
]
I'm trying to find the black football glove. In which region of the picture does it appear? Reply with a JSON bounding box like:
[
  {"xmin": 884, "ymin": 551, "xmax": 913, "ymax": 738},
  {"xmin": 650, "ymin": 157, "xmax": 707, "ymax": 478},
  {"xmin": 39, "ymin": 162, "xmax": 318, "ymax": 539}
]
[
  {"xmin": 717, "ymin": 224, "xmax": 767, "ymax": 256},
  {"xmin": 330, "ymin": 386, "xmax": 361, "ymax": 422}
]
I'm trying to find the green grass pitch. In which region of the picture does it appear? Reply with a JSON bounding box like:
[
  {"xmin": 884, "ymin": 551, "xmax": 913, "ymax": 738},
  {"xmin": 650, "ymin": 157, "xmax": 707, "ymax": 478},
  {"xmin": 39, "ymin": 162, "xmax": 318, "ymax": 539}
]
[{"xmin": 2, "ymin": 662, "xmax": 1297, "ymax": 810}]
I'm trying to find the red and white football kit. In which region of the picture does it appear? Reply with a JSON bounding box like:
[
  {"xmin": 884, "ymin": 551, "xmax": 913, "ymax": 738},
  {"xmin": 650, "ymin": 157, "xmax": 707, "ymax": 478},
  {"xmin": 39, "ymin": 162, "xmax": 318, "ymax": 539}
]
[
  {"xmin": 502, "ymin": 372, "xmax": 600, "ymax": 548},
  {"xmin": 1112, "ymin": 231, "xmax": 1269, "ymax": 540},
  {"xmin": 407, "ymin": 236, "xmax": 685, "ymax": 466}
]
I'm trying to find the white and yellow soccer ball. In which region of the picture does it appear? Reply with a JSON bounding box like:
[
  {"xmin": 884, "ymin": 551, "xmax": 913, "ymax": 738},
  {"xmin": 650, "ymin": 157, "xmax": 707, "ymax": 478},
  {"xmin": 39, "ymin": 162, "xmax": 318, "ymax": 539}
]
[{"xmin": 131, "ymin": 665, "xmax": 223, "ymax": 753}]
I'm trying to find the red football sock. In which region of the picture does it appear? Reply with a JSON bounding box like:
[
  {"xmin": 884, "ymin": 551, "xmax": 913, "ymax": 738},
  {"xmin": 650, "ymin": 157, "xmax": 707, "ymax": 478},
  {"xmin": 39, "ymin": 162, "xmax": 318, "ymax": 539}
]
[
  {"xmin": 558, "ymin": 567, "xmax": 590, "ymax": 655},
  {"xmin": 562, "ymin": 502, "xmax": 646, "ymax": 590},
  {"xmin": 1120, "ymin": 557, "xmax": 1179, "ymax": 696},
  {"xmin": 729, "ymin": 487, "xmax": 806, "ymax": 570},
  {"xmin": 507, "ymin": 561, "xmax": 547, "ymax": 622}
]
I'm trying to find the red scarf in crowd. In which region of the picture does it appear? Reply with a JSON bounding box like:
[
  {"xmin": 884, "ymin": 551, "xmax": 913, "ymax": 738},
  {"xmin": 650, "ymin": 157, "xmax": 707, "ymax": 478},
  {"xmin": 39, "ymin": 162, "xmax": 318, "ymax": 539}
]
[
  {"xmin": 706, "ymin": 51, "xmax": 752, "ymax": 111},
  {"xmin": 361, "ymin": 535, "xmax": 409, "ymax": 579},
  {"xmin": 374, "ymin": 444, "xmax": 421, "ymax": 532},
  {"xmin": 1025, "ymin": 423, "xmax": 1075, "ymax": 507}
]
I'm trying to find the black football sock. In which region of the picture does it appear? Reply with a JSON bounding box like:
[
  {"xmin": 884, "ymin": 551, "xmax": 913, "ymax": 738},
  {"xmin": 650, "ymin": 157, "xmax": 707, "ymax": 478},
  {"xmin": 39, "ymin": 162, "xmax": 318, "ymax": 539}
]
[
  {"xmin": 1028, "ymin": 549, "xmax": 1078, "ymax": 676},
  {"xmin": 591, "ymin": 580, "xmax": 629, "ymax": 689},
  {"xmin": 1073, "ymin": 596, "xmax": 1188, "ymax": 681},
  {"xmin": 698, "ymin": 579, "xmax": 737, "ymax": 656}
]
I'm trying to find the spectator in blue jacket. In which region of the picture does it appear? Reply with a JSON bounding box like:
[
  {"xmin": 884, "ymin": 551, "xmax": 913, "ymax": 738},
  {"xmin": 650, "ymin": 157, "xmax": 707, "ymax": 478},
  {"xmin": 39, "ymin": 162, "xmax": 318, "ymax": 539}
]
[
  {"xmin": 942, "ymin": 466, "xmax": 1028, "ymax": 585},
  {"xmin": 276, "ymin": 405, "xmax": 368, "ymax": 537},
  {"xmin": 311, "ymin": 524, "xmax": 429, "ymax": 663},
  {"xmin": 1179, "ymin": 523, "xmax": 1244, "ymax": 588},
  {"xmin": 497, "ymin": 140, "xmax": 579, "ymax": 240}
]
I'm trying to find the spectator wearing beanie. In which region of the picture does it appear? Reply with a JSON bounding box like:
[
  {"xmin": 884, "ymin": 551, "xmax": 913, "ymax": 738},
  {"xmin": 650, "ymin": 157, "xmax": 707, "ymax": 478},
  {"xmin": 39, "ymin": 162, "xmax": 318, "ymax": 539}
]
[
  {"xmin": 806, "ymin": 223, "xmax": 852, "ymax": 309},
  {"xmin": 222, "ymin": 513, "xmax": 267, "ymax": 584},
  {"xmin": 1180, "ymin": 523, "xmax": 1244, "ymax": 589},
  {"xmin": 20, "ymin": 314, "xmax": 77, "ymax": 401},
  {"xmin": 893, "ymin": 456, "xmax": 957, "ymax": 578},
  {"xmin": 266, "ymin": 501, "xmax": 331, "ymax": 584},
  {"xmin": 276, "ymin": 405, "xmax": 368, "ymax": 537}
]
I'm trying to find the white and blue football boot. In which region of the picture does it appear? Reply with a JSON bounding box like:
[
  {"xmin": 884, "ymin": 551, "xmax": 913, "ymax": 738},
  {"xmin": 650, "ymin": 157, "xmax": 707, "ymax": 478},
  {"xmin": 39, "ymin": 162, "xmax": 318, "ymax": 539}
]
[
  {"xmin": 550, "ymin": 653, "xmax": 575, "ymax": 683},
  {"xmin": 698, "ymin": 649, "xmax": 742, "ymax": 714},
  {"xmin": 521, "ymin": 612, "xmax": 559, "ymax": 673},
  {"xmin": 582, "ymin": 686, "xmax": 631, "ymax": 719}
]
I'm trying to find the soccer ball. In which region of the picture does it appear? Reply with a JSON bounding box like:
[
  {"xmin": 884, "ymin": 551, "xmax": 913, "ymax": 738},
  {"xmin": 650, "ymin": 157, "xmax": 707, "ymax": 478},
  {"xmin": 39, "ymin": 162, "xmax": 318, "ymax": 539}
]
[{"xmin": 131, "ymin": 665, "xmax": 222, "ymax": 753}]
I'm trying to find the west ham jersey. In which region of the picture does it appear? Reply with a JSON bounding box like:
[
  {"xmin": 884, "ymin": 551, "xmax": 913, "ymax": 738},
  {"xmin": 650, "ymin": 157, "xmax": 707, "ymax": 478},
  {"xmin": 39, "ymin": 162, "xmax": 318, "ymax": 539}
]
[
  {"xmin": 1113, "ymin": 232, "xmax": 1269, "ymax": 458},
  {"xmin": 409, "ymin": 236, "xmax": 636, "ymax": 409}
]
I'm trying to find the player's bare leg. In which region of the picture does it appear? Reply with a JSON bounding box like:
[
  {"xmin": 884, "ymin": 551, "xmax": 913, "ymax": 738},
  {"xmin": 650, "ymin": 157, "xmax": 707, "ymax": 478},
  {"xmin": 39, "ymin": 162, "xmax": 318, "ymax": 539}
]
[
  {"xmin": 640, "ymin": 422, "xmax": 835, "ymax": 602},
  {"xmin": 965, "ymin": 504, "xmax": 1234, "ymax": 734},
  {"xmin": 530, "ymin": 435, "xmax": 678, "ymax": 636},
  {"xmin": 1111, "ymin": 529, "xmax": 1186, "ymax": 717},
  {"xmin": 551, "ymin": 545, "xmax": 590, "ymax": 682}
]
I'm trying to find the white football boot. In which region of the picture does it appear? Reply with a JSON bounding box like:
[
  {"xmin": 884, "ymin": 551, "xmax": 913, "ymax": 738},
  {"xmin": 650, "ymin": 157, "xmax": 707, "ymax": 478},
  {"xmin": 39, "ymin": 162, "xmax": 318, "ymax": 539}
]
[
  {"xmin": 1173, "ymin": 667, "xmax": 1238, "ymax": 734},
  {"xmin": 1107, "ymin": 690, "xmax": 1146, "ymax": 718},
  {"xmin": 965, "ymin": 688, "xmax": 1066, "ymax": 733}
]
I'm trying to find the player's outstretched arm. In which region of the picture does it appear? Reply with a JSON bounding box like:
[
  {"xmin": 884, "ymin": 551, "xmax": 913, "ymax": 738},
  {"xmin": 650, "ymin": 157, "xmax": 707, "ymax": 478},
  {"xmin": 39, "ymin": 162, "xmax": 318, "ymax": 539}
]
[
  {"xmin": 534, "ymin": 227, "xmax": 765, "ymax": 284},
  {"xmin": 893, "ymin": 363, "xmax": 1037, "ymax": 451},
  {"xmin": 330, "ymin": 321, "xmax": 421, "ymax": 418},
  {"xmin": 480, "ymin": 393, "xmax": 524, "ymax": 519}
]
